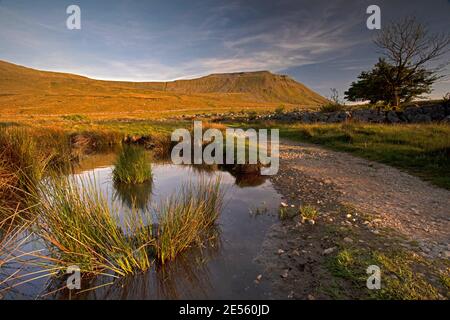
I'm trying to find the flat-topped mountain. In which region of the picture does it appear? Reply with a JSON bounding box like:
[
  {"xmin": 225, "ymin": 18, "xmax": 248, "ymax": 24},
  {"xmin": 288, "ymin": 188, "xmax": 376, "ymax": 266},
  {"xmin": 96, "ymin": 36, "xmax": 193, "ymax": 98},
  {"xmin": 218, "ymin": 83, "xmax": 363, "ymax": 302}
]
[{"xmin": 0, "ymin": 60, "xmax": 327, "ymax": 118}]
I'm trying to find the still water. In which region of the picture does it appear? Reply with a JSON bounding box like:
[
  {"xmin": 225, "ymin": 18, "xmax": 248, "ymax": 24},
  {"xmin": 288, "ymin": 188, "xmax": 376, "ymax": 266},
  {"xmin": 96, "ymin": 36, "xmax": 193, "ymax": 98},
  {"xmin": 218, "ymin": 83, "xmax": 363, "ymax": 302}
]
[{"xmin": 1, "ymin": 151, "xmax": 283, "ymax": 299}]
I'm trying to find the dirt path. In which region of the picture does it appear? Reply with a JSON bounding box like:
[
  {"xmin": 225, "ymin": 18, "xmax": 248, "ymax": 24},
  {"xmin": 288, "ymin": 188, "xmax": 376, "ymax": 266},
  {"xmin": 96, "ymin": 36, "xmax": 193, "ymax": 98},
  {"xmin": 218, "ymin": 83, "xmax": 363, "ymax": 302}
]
[
  {"xmin": 255, "ymin": 139, "xmax": 449, "ymax": 299},
  {"xmin": 278, "ymin": 139, "xmax": 450, "ymax": 254}
]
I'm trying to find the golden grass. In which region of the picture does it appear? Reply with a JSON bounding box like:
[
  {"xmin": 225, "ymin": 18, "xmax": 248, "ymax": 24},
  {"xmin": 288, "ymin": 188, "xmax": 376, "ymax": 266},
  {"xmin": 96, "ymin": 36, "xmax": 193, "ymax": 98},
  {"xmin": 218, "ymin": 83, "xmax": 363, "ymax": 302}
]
[{"xmin": 155, "ymin": 177, "xmax": 223, "ymax": 264}]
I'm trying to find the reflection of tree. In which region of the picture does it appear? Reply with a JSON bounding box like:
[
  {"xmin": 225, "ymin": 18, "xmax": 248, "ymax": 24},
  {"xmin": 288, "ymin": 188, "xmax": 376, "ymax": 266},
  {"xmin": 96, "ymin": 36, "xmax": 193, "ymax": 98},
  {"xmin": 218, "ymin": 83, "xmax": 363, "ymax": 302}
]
[
  {"xmin": 113, "ymin": 180, "xmax": 153, "ymax": 210},
  {"xmin": 219, "ymin": 164, "xmax": 267, "ymax": 188}
]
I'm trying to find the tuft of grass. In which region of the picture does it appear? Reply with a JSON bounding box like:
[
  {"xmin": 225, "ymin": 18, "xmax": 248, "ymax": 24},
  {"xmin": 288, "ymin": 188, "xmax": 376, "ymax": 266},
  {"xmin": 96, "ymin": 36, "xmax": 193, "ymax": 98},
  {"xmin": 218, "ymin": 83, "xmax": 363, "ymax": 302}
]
[
  {"xmin": 113, "ymin": 146, "xmax": 152, "ymax": 184},
  {"xmin": 155, "ymin": 177, "xmax": 224, "ymax": 264},
  {"xmin": 31, "ymin": 176, "xmax": 155, "ymax": 276},
  {"xmin": 300, "ymin": 205, "xmax": 318, "ymax": 221}
]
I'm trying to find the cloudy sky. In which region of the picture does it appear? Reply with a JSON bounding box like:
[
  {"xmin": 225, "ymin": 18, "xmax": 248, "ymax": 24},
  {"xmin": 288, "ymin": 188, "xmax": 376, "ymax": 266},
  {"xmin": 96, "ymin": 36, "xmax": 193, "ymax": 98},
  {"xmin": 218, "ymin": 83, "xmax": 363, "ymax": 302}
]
[{"xmin": 0, "ymin": 0, "xmax": 449, "ymax": 99}]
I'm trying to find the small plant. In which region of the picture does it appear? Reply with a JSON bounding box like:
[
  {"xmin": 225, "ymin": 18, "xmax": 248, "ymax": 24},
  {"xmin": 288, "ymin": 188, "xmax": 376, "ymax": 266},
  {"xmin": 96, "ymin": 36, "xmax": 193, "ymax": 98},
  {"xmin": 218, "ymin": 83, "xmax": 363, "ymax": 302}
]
[
  {"xmin": 113, "ymin": 146, "xmax": 152, "ymax": 184},
  {"xmin": 300, "ymin": 205, "xmax": 318, "ymax": 223},
  {"xmin": 320, "ymin": 88, "xmax": 345, "ymax": 113},
  {"xmin": 443, "ymin": 92, "xmax": 450, "ymax": 107}
]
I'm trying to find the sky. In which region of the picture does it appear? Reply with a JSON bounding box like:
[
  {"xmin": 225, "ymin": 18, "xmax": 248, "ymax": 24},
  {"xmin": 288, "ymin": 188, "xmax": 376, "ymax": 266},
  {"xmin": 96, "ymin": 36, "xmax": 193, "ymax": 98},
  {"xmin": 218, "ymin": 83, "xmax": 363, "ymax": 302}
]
[{"xmin": 0, "ymin": 0, "xmax": 449, "ymax": 99}]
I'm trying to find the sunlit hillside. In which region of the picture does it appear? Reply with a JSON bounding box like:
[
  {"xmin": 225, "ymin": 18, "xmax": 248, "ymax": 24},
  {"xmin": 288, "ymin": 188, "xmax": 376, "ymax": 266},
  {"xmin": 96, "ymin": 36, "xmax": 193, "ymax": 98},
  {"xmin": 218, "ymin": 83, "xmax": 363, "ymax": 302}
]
[{"xmin": 0, "ymin": 60, "xmax": 327, "ymax": 120}]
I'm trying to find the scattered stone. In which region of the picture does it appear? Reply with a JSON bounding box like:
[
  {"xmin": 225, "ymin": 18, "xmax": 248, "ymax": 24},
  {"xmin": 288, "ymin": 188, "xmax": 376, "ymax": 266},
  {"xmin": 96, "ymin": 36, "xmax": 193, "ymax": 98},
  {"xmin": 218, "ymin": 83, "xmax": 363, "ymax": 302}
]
[
  {"xmin": 308, "ymin": 219, "xmax": 315, "ymax": 225},
  {"xmin": 277, "ymin": 249, "xmax": 285, "ymax": 255},
  {"xmin": 288, "ymin": 291, "xmax": 295, "ymax": 299},
  {"xmin": 307, "ymin": 294, "xmax": 315, "ymax": 300},
  {"xmin": 323, "ymin": 247, "xmax": 337, "ymax": 255},
  {"xmin": 280, "ymin": 202, "xmax": 288, "ymax": 207},
  {"xmin": 281, "ymin": 269, "xmax": 289, "ymax": 278},
  {"xmin": 292, "ymin": 250, "xmax": 300, "ymax": 256},
  {"xmin": 343, "ymin": 237, "xmax": 353, "ymax": 243},
  {"xmin": 256, "ymin": 274, "xmax": 263, "ymax": 282},
  {"xmin": 346, "ymin": 214, "xmax": 352, "ymax": 219}
]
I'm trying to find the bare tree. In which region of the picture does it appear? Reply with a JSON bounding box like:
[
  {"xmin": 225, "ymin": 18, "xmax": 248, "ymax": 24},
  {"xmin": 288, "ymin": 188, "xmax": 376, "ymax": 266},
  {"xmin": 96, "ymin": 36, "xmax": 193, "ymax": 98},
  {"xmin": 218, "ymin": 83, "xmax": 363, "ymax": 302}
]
[{"xmin": 374, "ymin": 17, "xmax": 450, "ymax": 107}]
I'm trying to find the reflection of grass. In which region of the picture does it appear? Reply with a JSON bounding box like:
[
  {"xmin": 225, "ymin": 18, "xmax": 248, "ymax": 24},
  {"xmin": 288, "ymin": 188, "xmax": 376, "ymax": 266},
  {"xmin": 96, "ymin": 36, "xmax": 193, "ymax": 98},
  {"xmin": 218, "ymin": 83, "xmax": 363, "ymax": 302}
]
[
  {"xmin": 113, "ymin": 180, "xmax": 153, "ymax": 210},
  {"xmin": 113, "ymin": 146, "xmax": 152, "ymax": 184},
  {"xmin": 156, "ymin": 177, "xmax": 224, "ymax": 264}
]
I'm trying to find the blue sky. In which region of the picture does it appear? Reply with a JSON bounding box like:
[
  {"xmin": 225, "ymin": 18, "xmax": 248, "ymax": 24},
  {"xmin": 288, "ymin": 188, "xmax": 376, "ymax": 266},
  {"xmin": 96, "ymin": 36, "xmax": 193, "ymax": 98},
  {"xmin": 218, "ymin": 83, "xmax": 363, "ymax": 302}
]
[{"xmin": 0, "ymin": 0, "xmax": 449, "ymax": 99}]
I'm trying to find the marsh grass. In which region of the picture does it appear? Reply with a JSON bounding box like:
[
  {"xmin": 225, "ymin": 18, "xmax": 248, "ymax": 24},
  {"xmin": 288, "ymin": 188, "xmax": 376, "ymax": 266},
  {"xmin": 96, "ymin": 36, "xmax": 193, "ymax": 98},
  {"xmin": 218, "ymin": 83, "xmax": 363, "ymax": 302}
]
[
  {"xmin": 113, "ymin": 146, "xmax": 152, "ymax": 184},
  {"xmin": 155, "ymin": 177, "xmax": 224, "ymax": 264},
  {"xmin": 32, "ymin": 176, "xmax": 155, "ymax": 276}
]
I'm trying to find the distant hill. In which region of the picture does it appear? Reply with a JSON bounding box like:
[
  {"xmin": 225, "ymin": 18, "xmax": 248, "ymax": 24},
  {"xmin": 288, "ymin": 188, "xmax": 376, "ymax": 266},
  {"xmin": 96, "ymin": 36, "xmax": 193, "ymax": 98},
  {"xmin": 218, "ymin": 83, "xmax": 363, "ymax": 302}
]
[{"xmin": 0, "ymin": 60, "xmax": 327, "ymax": 118}]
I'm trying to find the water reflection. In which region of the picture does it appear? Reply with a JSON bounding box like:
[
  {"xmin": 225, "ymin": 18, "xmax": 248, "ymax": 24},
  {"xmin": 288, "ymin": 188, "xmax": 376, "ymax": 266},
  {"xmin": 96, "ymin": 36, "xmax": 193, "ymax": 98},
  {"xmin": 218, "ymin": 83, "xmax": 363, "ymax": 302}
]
[
  {"xmin": 113, "ymin": 180, "xmax": 153, "ymax": 210},
  {"xmin": 2, "ymin": 147, "xmax": 282, "ymax": 299}
]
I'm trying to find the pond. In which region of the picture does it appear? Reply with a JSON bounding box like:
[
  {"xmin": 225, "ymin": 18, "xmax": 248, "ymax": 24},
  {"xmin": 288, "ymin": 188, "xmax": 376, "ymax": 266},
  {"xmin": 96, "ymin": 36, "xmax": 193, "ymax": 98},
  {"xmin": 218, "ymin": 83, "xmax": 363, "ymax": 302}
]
[{"xmin": 1, "ymin": 149, "xmax": 283, "ymax": 299}]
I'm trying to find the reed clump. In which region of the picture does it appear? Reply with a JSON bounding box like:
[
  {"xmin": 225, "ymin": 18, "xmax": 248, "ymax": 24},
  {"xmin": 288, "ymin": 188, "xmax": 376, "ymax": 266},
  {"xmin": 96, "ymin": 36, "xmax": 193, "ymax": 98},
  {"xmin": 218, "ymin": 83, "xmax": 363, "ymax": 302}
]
[
  {"xmin": 155, "ymin": 177, "xmax": 223, "ymax": 264},
  {"xmin": 32, "ymin": 176, "xmax": 155, "ymax": 276},
  {"xmin": 113, "ymin": 146, "xmax": 152, "ymax": 184}
]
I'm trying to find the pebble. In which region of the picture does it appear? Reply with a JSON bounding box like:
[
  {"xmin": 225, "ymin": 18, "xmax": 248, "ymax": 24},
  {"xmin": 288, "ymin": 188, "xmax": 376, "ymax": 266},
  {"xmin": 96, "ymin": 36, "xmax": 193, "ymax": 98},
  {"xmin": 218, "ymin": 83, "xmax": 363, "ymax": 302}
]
[
  {"xmin": 280, "ymin": 202, "xmax": 288, "ymax": 207},
  {"xmin": 343, "ymin": 237, "xmax": 353, "ymax": 243},
  {"xmin": 307, "ymin": 294, "xmax": 315, "ymax": 300},
  {"xmin": 281, "ymin": 269, "xmax": 289, "ymax": 278},
  {"xmin": 323, "ymin": 247, "xmax": 337, "ymax": 255},
  {"xmin": 277, "ymin": 249, "xmax": 285, "ymax": 255},
  {"xmin": 256, "ymin": 274, "xmax": 263, "ymax": 281},
  {"xmin": 346, "ymin": 214, "xmax": 352, "ymax": 218},
  {"xmin": 292, "ymin": 250, "xmax": 300, "ymax": 256}
]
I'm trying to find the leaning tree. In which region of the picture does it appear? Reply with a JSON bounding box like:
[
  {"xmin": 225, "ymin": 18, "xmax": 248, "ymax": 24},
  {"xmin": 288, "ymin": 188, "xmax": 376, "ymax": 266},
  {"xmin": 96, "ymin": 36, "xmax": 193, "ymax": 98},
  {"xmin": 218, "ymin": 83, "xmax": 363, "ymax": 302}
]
[{"xmin": 346, "ymin": 17, "xmax": 450, "ymax": 107}]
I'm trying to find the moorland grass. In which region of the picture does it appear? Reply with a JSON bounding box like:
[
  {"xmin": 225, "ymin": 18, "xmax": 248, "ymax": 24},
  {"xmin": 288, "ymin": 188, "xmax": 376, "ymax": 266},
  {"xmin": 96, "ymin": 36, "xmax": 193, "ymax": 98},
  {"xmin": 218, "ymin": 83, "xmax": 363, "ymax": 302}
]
[
  {"xmin": 32, "ymin": 176, "xmax": 154, "ymax": 276},
  {"xmin": 156, "ymin": 177, "xmax": 223, "ymax": 264},
  {"xmin": 113, "ymin": 146, "xmax": 152, "ymax": 184}
]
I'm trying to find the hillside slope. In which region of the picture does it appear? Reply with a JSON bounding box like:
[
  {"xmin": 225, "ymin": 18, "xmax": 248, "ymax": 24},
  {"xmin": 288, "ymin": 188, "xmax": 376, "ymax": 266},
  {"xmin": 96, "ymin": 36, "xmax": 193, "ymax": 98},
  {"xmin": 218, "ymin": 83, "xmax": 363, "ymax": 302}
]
[{"xmin": 0, "ymin": 60, "xmax": 327, "ymax": 118}]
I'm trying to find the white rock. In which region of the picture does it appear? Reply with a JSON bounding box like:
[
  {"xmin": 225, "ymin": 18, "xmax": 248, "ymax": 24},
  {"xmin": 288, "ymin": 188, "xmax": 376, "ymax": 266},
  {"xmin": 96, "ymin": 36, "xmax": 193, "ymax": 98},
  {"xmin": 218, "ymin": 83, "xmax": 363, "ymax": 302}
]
[
  {"xmin": 323, "ymin": 247, "xmax": 337, "ymax": 255},
  {"xmin": 343, "ymin": 237, "xmax": 353, "ymax": 243}
]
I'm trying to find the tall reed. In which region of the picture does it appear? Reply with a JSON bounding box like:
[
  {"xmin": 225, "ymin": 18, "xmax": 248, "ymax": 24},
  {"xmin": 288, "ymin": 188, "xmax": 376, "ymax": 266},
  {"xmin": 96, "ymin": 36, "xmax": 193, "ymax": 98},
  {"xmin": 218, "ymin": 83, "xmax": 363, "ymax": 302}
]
[
  {"xmin": 155, "ymin": 177, "xmax": 223, "ymax": 264},
  {"xmin": 31, "ymin": 176, "xmax": 155, "ymax": 276}
]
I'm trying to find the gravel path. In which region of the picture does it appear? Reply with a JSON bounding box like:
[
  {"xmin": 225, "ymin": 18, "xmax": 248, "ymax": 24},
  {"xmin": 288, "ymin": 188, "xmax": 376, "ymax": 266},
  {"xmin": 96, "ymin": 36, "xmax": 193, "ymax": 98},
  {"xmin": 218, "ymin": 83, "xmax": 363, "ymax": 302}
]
[{"xmin": 275, "ymin": 139, "xmax": 450, "ymax": 256}]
